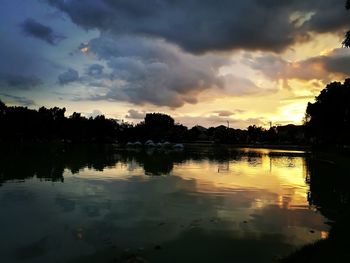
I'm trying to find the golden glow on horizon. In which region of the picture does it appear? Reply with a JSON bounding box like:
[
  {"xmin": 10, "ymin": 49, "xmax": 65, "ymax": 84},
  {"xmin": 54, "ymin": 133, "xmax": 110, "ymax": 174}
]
[{"xmin": 278, "ymin": 102, "xmax": 307, "ymax": 124}]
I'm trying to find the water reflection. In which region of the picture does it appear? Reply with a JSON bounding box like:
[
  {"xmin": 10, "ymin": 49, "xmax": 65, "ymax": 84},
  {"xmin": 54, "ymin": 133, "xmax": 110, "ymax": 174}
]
[
  {"xmin": 0, "ymin": 144, "xmax": 343, "ymax": 263},
  {"xmin": 0, "ymin": 144, "xmax": 119, "ymax": 185},
  {"xmin": 280, "ymin": 153, "xmax": 350, "ymax": 262}
]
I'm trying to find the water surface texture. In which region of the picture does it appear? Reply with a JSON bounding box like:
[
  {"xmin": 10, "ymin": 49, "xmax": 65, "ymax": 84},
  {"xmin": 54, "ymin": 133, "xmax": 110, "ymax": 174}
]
[{"xmin": 0, "ymin": 145, "xmax": 334, "ymax": 263}]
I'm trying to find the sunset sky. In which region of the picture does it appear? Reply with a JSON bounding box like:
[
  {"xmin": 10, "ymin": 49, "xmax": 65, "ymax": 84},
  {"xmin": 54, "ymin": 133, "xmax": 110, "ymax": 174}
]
[{"xmin": 1, "ymin": 0, "xmax": 350, "ymax": 128}]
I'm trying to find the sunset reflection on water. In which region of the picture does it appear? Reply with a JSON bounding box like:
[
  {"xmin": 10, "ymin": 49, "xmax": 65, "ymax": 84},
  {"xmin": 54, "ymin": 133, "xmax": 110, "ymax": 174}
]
[{"xmin": 0, "ymin": 146, "xmax": 330, "ymax": 263}]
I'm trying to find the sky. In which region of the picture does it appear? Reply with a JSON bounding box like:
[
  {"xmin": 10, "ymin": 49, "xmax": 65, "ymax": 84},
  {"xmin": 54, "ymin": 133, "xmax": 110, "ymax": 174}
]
[{"xmin": 0, "ymin": 0, "xmax": 350, "ymax": 128}]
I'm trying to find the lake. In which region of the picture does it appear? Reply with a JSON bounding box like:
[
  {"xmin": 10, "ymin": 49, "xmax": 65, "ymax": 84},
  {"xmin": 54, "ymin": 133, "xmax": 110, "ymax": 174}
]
[{"xmin": 0, "ymin": 144, "xmax": 346, "ymax": 263}]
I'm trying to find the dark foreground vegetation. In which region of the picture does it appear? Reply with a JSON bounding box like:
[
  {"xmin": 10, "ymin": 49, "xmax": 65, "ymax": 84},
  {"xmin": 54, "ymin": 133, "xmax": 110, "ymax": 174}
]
[{"xmin": 1, "ymin": 78, "xmax": 350, "ymax": 148}]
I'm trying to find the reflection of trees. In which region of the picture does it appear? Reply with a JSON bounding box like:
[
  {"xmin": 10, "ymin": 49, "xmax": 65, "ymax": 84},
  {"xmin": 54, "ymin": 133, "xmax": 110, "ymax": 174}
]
[
  {"xmin": 281, "ymin": 153, "xmax": 350, "ymax": 262},
  {"xmin": 0, "ymin": 145, "xmax": 265, "ymax": 183},
  {"xmin": 0, "ymin": 144, "xmax": 119, "ymax": 186},
  {"xmin": 0, "ymin": 145, "xmax": 308, "ymax": 184},
  {"xmin": 119, "ymin": 147, "xmax": 245, "ymax": 175},
  {"xmin": 306, "ymin": 154, "xmax": 350, "ymax": 244},
  {"xmin": 307, "ymin": 156, "xmax": 350, "ymax": 221},
  {"xmin": 121, "ymin": 150, "xmax": 179, "ymax": 175}
]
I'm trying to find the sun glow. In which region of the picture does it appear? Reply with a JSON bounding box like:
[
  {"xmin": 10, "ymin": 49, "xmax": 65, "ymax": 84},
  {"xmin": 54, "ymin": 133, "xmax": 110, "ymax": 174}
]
[{"xmin": 278, "ymin": 102, "xmax": 307, "ymax": 124}]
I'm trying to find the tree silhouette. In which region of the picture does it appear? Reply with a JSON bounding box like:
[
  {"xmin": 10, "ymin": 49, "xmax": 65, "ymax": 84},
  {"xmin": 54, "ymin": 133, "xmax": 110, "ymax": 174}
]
[
  {"xmin": 305, "ymin": 79, "xmax": 350, "ymax": 145},
  {"xmin": 0, "ymin": 100, "xmax": 5, "ymax": 110},
  {"xmin": 0, "ymin": 102, "xmax": 119, "ymax": 143},
  {"xmin": 144, "ymin": 113, "xmax": 175, "ymax": 129},
  {"xmin": 343, "ymin": 0, "xmax": 350, "ymax": 47}
]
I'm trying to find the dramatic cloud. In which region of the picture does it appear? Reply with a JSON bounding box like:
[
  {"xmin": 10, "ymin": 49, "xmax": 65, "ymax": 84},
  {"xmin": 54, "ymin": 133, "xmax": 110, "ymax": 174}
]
[
  {"xmin": 66, "ymin": 33, "xmax": 269, "ymax": 108},
  {"xmin": 47, "ymin": 0, "xmax": 349, "ymax": 53},
  {"xmin": 319, "ymin": 48, "xmax": 350, "ymax": 75},
  {"xmin": 58, "ymin": 68, "xmax": 79, "ymax": 85},
  {"xmin": 301, "ymin": 1, "xmax": 350, "ymax": 34},
  {"xmin": 20, "ymin": 18, "xmax": 65, "ymax": 45},
  {"xmin": 125, "ymin": 109, "xmax": 145, "ymax": 120},
  {"xmin": 244, "ymin": 48, "xmax": 350, "ymax": 86},
  {"xmin": 0, "ymin": 73, "xmax": 42, "ymax": 90},
  {"xmin": 78, "ymin": 34, "xmax": 256, "ymax": 108},
  {"xmin": 36, "ymin": 0, "xmax": 349, "ymax": 111}
]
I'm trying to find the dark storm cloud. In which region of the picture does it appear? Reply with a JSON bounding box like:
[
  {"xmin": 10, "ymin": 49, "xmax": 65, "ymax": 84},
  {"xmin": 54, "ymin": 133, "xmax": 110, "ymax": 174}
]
[
  {"xmin": 46, "ymin": 0, "xmax": 349, "ymax": 53},
  {"xmin": 301, "ymin": 0, "xmax": 349, "ymax": 34},
  {"xmin": 74, "ymin": 34, "xmax": 261, "ymax": 108},
  {"xmin": 41, "ymin": 0, "xmax": 350, "ymax": 108},
  {"xmin": 20, "ymin": 18, "xmax": 66, "ymax": 45},
  {"xmin": 321, "ymin": 48, "xmax": 350, "ymax": 74},
  {"xmin": 80, "ymin": 35, "xmax": 229, "ymax": 107},
  {"xmin": 58, "ymin": 68, "xmax": 79, "ymax": 85},
  {"xmin": 63, "ymin": 30, "xmax": 274, "ymax": 107},
  {"xmin": 0, "ymin": 73, "xmax": 42, "ymax": 90}
]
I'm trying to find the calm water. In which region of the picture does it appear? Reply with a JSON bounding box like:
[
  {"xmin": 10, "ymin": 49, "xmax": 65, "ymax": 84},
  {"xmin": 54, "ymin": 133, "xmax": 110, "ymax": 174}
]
[{"xmin": 0, "ymin": 144, "xmax": 344, "ymax": 263}]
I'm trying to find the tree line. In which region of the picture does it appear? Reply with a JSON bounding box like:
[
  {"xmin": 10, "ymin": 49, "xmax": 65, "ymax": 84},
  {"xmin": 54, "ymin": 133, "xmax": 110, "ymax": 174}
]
[
  {"xmin": 1, "ymin": 78, "xmax": 350, "ymax": 147},
  {"xmin": 0, "ymin": 102, "xmax": 118, "ymax": 143},
  {"xmin": 0, "ymin": 102, "xmax": 305, "ymax": 145}
]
